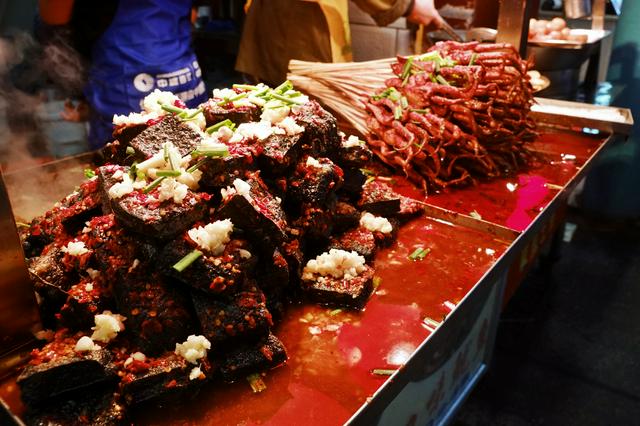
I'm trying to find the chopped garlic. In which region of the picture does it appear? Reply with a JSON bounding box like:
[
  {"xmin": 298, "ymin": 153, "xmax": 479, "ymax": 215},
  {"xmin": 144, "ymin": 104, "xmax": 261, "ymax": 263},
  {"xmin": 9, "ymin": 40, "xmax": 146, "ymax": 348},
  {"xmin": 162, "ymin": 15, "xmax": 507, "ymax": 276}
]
[
  {"xmin": 108, "ymin": 173, "xmax": 135, "ymax": 199},
  {"xmin": 189, "ymin": 366, "xmax": 203, "ymax": 381},
  {"xmin": 86, "ymin": 268, "xmax": 100, "ymax": 279},
  {"xmin": 142, "ymin": 89, "xmax": 181, "ymax": 114},
  {"xmin": 261, "ymin": 105, "xmax": 290, "ymax": 124},
  {"xmin": 277, "ymin": 116, "xmax": 305, "ymax": 135},
  {"xmin": 91, "ymin": 312, "xmax": 125, "ymax": 343},
  {"xmin": 231, "ymin": 121, "xmax": 273, "ymax": 142},
  {"xmin": 113, "ymin": 111, "xmax": 160, "ymax": 126},
  {"xmin": 221, "ymin": 178, "xmax": 252, "ymax": 202},
  {"xmin": 124, "ymin": 351, "xmax": 146, "ymax": 368},
  {"xmin": 360, "ymin": 212, "xmax": 392, "ymax": 234},
  {"xmin": 238, "ymin": 249, "xmax": 252, "ymax": 259},
  {"xmin": 74, "ymin": 336, "xmax": 98, "ymax": 352},
  {"xmin": 188, "ymin": 219, "xmax": 234, "ymax": 255},
  {"xmin": 343, "ymin": 135, "xmax": 363, "ymax": 148},
  {"xmin": 302, "ymin": 249, "xmax": 366, "ymax": 280},
  {"xmin": 157, "ymin": 178, "xmax": 189, "ymax": 204},
  {"xmin": 306, "ymin": 156, "xmax": 322, "ymax": 168},
  {"xmin": 85, "ymin": 283, "xmax": 94, "ymax": 292},
  {"xmin": 175, "ymin": 335, "xmax": 211, "ymax": 364},
  {"xmin": 212, "ymin": 88, "xmax": 238, "ymax": 100},
  {"xmin": 61, "ymin": 241, "xmax": 89, "ymax": 256}
]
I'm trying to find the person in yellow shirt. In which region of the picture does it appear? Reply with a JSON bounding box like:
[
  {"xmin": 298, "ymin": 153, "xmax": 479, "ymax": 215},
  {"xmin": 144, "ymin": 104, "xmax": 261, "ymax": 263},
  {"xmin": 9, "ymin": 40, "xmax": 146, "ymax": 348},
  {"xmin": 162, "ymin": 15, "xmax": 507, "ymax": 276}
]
[{"xmin": 236, "ymin": 0, "xmax": 443, "ymax": 86}]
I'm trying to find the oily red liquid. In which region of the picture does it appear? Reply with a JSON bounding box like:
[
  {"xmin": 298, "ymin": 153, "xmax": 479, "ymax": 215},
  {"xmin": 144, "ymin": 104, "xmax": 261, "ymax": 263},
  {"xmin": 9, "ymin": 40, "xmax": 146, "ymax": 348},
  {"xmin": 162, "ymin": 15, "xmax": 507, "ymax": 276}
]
[{"xmin": 0, "ymin": 129, "xmax": 604, "ymax": 424}]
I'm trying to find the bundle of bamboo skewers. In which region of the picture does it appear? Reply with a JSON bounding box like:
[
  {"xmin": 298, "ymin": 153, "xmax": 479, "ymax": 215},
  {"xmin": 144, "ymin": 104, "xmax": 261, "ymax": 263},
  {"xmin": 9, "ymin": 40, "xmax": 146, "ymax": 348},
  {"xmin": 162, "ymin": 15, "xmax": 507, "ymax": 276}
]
[{"xmin": 287, "ymin": 41, "xmax": 537, "ymax": 193}]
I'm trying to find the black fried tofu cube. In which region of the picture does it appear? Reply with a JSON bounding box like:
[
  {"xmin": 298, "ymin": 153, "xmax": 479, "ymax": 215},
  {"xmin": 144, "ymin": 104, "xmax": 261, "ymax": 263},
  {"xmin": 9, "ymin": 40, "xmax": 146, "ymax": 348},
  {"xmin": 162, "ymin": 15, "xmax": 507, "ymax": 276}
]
[
  {"xmin": 292, "ymin": 101, "xmax": 341, "ymax": 157},
  {"xmin": 191, "ymin": 282, "xmax": 273, "ymax": 346},
  {"xmin": 17, "ymin": 333, "xmax": 116, "ymax": 406},
  {"xmin": 202, "ymin": 99, "xmax": 261, "ymax": 126},
  {"xmin": 161, "ymin": 235, "xmax": 254, "ymax": 295},
  {"xmin": 59, "ymin": 277, "xmax": 114, "ymax": 330},
  {"xmin": 358, "ymin": 180, "xmax": 401, "ymax": 216},
  {"xmin": 329, "ymin": 227, "xmax": 377, "ymax": 261},
  {"xmin": 216, "ymin": 174, "xmax": 287, "ymax": 248},
  {"xmin": 198, "ymin": 144, "xmax": 257, "ymax": 189},
  {"xmin": 292, "ymin": 203, "xmax": 334, "ymax": 244},
  {"xmin": 129, "ymin": 114, "xmax": 200, "ymax": 159},
  {"xmin": 281, "ymin": 239, "xmax": 304, "ymax": 284},
  {"xmin": 335, "ymin": 134, "xmax": 373, "ymax": 168},
  {"xmin": 260, "ymin": 249, "xmax": 289, "ymax": 292},
  {"xmin": 370, "ymin": 217, "xmax": 400, "ymax": 248},
  {"xmin": 287, "ymin": 156, "xmax": 343, "ymax": 206},
  {"xmin": 120, "ymin": 352, "xmax": 212, "ymax": 406},
  {"xmin": 115, "ymin": 267, "xmax": 197, "ymax": 356},
  {"xmin": 86, "ymin": 214, "xmax": 141, "ymax": 278},
  {"xmin": 98, "ymin": 165, "xmax": 207, "ymax": 241},
  {"xmin": 23, "ymin": 178, "xmax": 102, "ymax": 257},
  {"xmin": 258, "ymin": 133, "xmax": 304, "ymax": 175},
  {"xmin": 24, "ymin": 384, "xmax": 126, "ymax": 426},
  {"xmin": 333, "ymin": 201, "xmax": 360, "ymax": 233},
  {"xmin": 340, "ymin": 169, "xmax": 368, "ymax": 200},
  {"xmin": 218, "ymin": 333, "xmax": 288, "ymax": 382},
  {"xmin": 301, "ymin": 260, "xmax": 375, "ymax": 309}
]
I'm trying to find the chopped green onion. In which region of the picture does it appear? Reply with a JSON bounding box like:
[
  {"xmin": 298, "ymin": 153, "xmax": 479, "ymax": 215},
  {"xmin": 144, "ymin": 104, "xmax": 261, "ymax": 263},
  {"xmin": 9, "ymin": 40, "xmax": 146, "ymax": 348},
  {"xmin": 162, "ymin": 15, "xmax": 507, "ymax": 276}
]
[
  {"xmin": 191, "ymin": 146, "xmax": 229, "ymax": 158},
  {"xmin": 400, "ymin": 57, "xmax": 414, "ymax": 80},
  {"xmin": 161, "ymin": 104, "xmax": 185, "ymax": 114},
  {"xmin": 125, "ymin": 146, "xmax": 135, "ymax": 155},
  {"xmin": 410, "ymin": 108, "xmax": 429, "ymax": 114},
  {"xmin": 365, "ymin": 176, "xmax": 376, "ymax": 185},
  {"xmin": 274, "ymin": 80, "xmax": 293, "ymax": 94},
  {"xmin": 156, "ymin": 170, "xmax": 182, "ymax": 177},
  {"xmin": 184, "ymin": 107, "xmax": 203, "ymax": 119},
  {"xmin": 206, "ymin": 119, "xmax": 236, "ymax": 134},
  {"xmin": 268, "ymin": 92, "xmax": 305, "ymax": 105},
  {"xmin": 360, "ymin": 168, "xmax": 375, "ymax": 176},
  {"xmin": 429, "ymin": 74, "xmax": 438, "ymax": 83},
  {"xmin": 15, "ymin": 221, "xmax": 30, "ymax": 228},
  {"xmin": 172, "ymin": 249, "xmax": 203, "ymax": 272},
  {"xmin": 186, "ymin": 158, "xmax": 208, "ymax": 173},
  {"xmin": 232, "ymin": 83, "xmax": 260, "ymax": 91},
  {"xmin": 372, "ymin": 369, "xmax": 396, "ymax": 376},
  {"xmin": 217, "ymin": 92, "xmax": 248, "ymax": 106},
  {"xmin": 329, "ymin": 308, "xmax": 343, "ymax": 316},
  {"xmin": 469, "ymin": 53, "xmax": 478, "ymax": 66},
  {"xmin": 163, "ymin": 144, "xmax": 169, "ymax": 162},
  {"xmin": 409, "ymin": 247, "xmax": 431, "ymax": 261},
  {"xmin": 246, "ymin": 373, "xmax": 267, "ymax": 393},
  {"xmin": 394, "ymin": 105, "xmax": 403, "ymax": 120},
  {"xmin": 436, "ymin": 75, "xmax": 450, "ymax": 86},
  {"xmin": 83, "ymin": 168, "xmax": 95, "ymax": 179},
  {"xmin": 142, "ymin": 177, "xmax": 165, "ymax": 194},
  {"xmin": 400, "ymin": 96, "xmax": 408, "ymax": 109},
  {"xmin": 469, "ymin": 210, "xmax": 482, "ymax": 220},
  {"xmin": 129, "ymin": 162, "xmax": 138, "ymax": 179},
  {"xmin": 372, "ymin": 276, "xmax": 382, "ymax": 290}
]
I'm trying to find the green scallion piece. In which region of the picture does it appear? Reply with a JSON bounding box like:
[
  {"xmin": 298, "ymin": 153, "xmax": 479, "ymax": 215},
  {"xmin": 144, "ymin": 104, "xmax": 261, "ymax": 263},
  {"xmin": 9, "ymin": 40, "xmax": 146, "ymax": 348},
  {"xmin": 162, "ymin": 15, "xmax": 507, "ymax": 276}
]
[
  {"xmin": 410, "ymin": 108, "xmax": 429, "ymax": 114},
  {"xmin": 185, "ymin": 107, "xmax": 203, "ymax": 119},
  {"xmin": 217, "ymin": 92, "xmax": 248, "ymax": 106},
  {"xmin": 83, "ymin": 168, "xmax": 95, "ymax": 179},
  {"xmin": 329, "ymin": 308, "xmax": 343, "ymax": 316},
  {"xmin": 269, "ymin": 92, "xmax": 305, "ymax": 105},
  {"xmin": 15, "ymin": 221, "xmax": 30, "ymax": 228},
  {"xmin": 161, "ymin": 104, "xmax": 185, "ymax": 115},
  {"xmin": 469, "ymin": 53, "xmax": 478, "ymax": 66},
  {"xmin": 372, "ymin": 276, "xmax": 382, "ymax": 290},
  {"xmin": 129, "ymin": 162, "xmax": 138, "ymax": 179},
  {"xmin": 360, "ymin": 168, "xmax": 375, "ymax": 176},
  {"xmin": 400, "ymin": 57, "xmax": 414, "ymax": 80},
  {"xmin": 394, "ymin": 105, "xmax": 403, "ymax": 120},
  {"xmin": 274, "ymin": 80, "xmax": 293, "ymax": 94},
  {"xmin": 372, "ymin": 369, "xmax": 396, "ymax": 376},
  {"xmin": 436, "ymin": 75, "xmax": 450, "ymax": 86},
  {"xmin": 191, "ymin": 146, "xmax": 229, "ymax": 158},
  {"xmin": 206, "ymin": 119, "xmax": 236, "ymax": 134},
  {"xmin": 125, "ymin": 146, "xmax": 135, "ymax": 155},
  {"xmin": 172, "ymin": 249, "xmax": 203, "ymax": 273},
  {"xmin": 409, "ymin": 247, "xmax": 431, "ymax": 261},
  {"xmin": 186, "ymin": 158, "xmax": 208, "ymax": 173},
  {"xmin": 142, "ymin": 176, "xmax": 165, "ymax": 194},
  {"xmin": 400, "ymin": 96, "xmax": 408, "ymax": 109},
  {"xmin": 246, "ymin": 373, "xmax": 267, "ymax": 393},
  {"xmin": 429, "ymin": 74, "xmax": 438, "ymax": 83},
  {"xmin": 156, "ymin": 170, "xmax": 182, "ymax": 177},
  {"xmin": 232, "ymin": 83, "xmax": 260, "ymax": 91}
]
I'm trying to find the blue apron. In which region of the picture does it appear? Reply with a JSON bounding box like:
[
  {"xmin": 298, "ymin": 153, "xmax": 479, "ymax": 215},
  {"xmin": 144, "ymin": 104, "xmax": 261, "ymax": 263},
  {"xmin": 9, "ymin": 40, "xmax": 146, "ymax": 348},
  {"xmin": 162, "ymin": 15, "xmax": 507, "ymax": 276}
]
[{"xmin": 85, "ymin": 0, "xmax": 207, "ymax": 149}]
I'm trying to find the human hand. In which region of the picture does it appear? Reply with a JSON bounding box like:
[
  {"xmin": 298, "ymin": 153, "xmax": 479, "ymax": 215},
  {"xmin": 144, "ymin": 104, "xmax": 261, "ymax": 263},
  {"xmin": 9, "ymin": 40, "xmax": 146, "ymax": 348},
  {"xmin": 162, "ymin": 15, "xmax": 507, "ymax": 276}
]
[{"xmin": 406, "ymin": 0, "xmax": 444, "ymax": 30}]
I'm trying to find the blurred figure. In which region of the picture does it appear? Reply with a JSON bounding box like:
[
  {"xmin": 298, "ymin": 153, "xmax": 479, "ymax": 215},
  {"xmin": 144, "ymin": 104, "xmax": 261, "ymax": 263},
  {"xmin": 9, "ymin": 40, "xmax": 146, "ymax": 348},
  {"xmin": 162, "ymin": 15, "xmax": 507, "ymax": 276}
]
[
  {"xmin": 39, "ymin": 0, "xmax": 207, "ymax": 150},
  {"xmin": 236, "ymin": 0, "xmax": 444, "ymax": 86}
]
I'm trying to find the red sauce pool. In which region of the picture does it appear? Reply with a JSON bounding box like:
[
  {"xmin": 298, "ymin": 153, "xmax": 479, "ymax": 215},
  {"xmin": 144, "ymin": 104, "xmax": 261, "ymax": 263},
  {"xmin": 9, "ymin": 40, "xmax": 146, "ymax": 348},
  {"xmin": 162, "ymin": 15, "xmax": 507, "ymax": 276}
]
[{"xmin": 0, "ymin": 216, "xmax": 507, "ymax": 425}]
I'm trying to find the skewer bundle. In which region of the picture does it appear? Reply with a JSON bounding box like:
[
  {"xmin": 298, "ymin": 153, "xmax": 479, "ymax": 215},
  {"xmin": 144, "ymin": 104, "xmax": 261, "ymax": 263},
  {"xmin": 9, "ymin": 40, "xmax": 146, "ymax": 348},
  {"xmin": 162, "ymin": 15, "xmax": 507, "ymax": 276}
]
[{"xmin": 288, "ymin": 41, "xmax": 537, "ymax": 193}]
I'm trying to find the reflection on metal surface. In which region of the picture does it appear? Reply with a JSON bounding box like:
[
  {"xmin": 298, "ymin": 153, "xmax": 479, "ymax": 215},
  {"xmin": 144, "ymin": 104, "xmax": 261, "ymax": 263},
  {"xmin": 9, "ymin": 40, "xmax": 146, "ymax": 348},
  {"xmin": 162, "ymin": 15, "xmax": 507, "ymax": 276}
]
[
  {"xmin": 496, "ymin": 0, "xmax": 529, "ymax": 57},
  {"xmin": 0, "ymin": 169, "xmax": 39, "ymax": 376}
]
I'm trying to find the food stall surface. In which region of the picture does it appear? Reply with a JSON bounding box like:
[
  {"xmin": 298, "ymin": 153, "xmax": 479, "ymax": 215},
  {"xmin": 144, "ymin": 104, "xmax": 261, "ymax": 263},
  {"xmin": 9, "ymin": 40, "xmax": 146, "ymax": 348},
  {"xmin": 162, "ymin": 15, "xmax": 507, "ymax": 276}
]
[{"xmin": 0, "ymin": 113, "xmax": 624, "ymax": 425}]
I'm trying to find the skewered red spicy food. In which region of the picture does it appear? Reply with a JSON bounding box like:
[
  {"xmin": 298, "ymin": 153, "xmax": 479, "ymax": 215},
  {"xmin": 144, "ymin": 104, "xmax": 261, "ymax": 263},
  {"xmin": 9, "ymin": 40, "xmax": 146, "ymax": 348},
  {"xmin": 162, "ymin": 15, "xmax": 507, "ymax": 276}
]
[
  {"xmin": 366, "ymin": 41, "xmax": 537, "ymax": 193},
  {"xmin": 17, "ymin": 83, "xmax": 423, "ymax": 425}
]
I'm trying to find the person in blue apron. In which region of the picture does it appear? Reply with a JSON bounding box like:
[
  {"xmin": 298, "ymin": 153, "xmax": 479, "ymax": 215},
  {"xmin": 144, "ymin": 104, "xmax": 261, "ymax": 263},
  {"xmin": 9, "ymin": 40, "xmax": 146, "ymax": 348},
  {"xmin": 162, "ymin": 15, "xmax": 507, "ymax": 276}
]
[{"xmin": 39, "ymin": 0, "xmax": 207, "ymax": 149}]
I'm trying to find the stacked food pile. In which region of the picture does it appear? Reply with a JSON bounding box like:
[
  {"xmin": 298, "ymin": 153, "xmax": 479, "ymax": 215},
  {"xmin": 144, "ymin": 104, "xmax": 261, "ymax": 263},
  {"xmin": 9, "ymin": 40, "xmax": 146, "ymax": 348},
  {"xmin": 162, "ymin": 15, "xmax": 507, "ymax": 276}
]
[
  {"xmin": 365, "ymin": 41, "xmax": 537, "ymax": 192},
  {"xmin": 17, "ymin": 83, "xmax": 422, "ymax": 424},
  {"xmin": 528, "ymin": 17, "xmax": 588, "ymax": 43}
]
